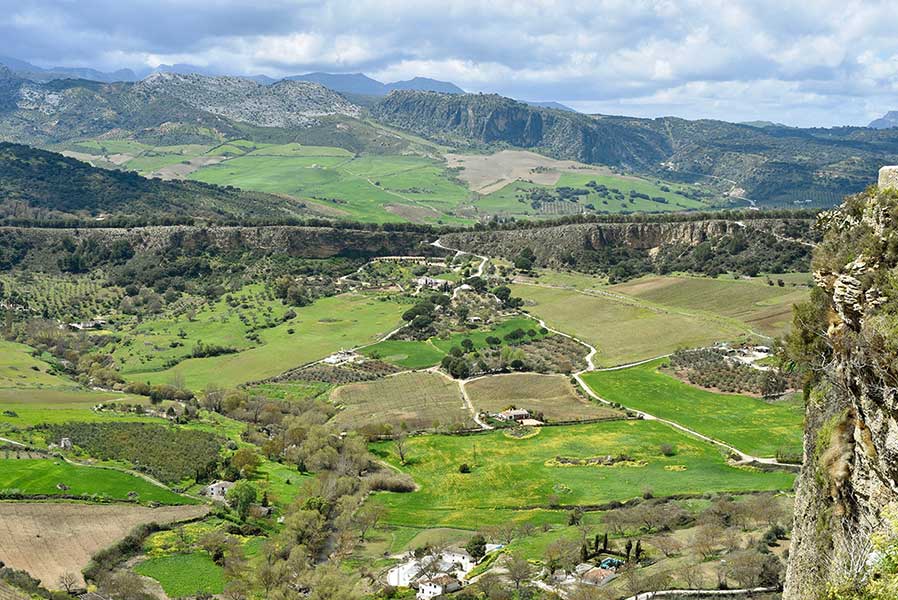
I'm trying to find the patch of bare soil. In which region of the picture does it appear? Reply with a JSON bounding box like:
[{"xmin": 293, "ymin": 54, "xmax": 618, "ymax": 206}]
[
  {"xmin": 151, "ymin": 156, "xmax": 226, "ymax": 180},
  {"xmin": 384, "ymin": 203, "xmax": 440, "ymax": 223},
  {"xmin": 445, "ymin": 150, "xmax": 612, "ymax": 194},
  {"xmin": 0, "ymin": 502, "xmax": 209, "ymax": 589}
]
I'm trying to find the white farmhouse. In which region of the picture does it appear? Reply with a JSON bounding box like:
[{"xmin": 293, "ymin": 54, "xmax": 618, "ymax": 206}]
[
  {"xmin": 202, "ymin": 480, "xmax": 235, "ymax": 500},
  {"xmin": 417, "ymin": 575, "xmax": 461, "ymax": 599}
]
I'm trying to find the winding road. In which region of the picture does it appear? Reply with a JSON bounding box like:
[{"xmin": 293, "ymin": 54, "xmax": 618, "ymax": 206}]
[{"xmin": 434, "ymin": 237, "xmax": 799, "ymax": 468}]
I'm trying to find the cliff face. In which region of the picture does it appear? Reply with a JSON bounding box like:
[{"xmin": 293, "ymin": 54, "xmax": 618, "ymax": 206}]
[
  {"xmin": 440, "ymin": 217, "xmax": 814, "ymax": 272},
  {"xmin": 0, "ymin": 225, "xmax": 435, "ymax": 269},
  {"xmin": 784, "ymin": 170, "xmax": 898, "ymax": 599}
]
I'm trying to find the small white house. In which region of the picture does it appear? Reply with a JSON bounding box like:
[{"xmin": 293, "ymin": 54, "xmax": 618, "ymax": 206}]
[
  {"xmin": 203, "ymin": 480, "xmax": 235, "ymax": 500},
  {"xmin": 417, "ymin": 575, "xmax": 461, "ymax": 600},
  {"xmin": 59, "ymin": 437, "xmax": 73, "ymax": 450},
  {"xmin": 497, "ymin": 408, "xmax": 530, "ymax": 422},
  {"xmin": 387, "ymin": 560, "xmax": 422, "ymax": 587}
]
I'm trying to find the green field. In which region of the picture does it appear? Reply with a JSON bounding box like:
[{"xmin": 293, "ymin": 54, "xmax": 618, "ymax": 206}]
[
  {"xmin": 610, "ymin": 274, "xmax": 809, "ymax": 337},
  {"xmin": 476, "ymin": 172, "xmax": 708, "ymax": 217},
  {"xmin": 511, "ymin": 283, "xmax": 744, "ymax": 366},
  {"xmin": 0, "ymin": 340, "xmax": 76, "ymax": 389},
  {"xmin": 0, "ymin": 458, "xmax": 192, "ymax": 504},
  {"xmin": 581, "ymin": 359, "xmax": 804, "ymax": 457},
  {"xmin": 0, "ymin": 388, "xmax": 160, "ymax": 427},
  {"xmin": 127, "ymin": 293, "xmax": 405, "ymax": 389},
  {"xmin": 135, "ymin": 552, "xmax": 224, "ymax": 597},
  {"xmin": 361, "ymin": 316, "xmax": 547, "ymax": 369},
  {"xmin": 360, "ymin": 339, "xmax": 446, "ymax": 369},
  {"xmin": 189, "ymin": 149, "xmax": 470, "ymax": 224},
  {"xmin": 370, "ymin": 420, "xmax": 795, "ymax": 528}
]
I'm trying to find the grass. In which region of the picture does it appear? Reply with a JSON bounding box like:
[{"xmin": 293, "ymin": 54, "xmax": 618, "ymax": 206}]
[
  {"xmin": 610, "ymin": 274, "xmax": 809, "ymax": 337},
  {"xmin": 0, "ymin": 458, "xmax": 193, "ymax": 504},
  {"xmin": 127, "ymin": 293, "xmax": 405, "ymax": 389},
  {"xmin": 134, "ymin": 552, "xmax": 224, "ymax": 597},
  {"xmin": 361, "ymin": 339, "xmax": 446, "ymax": 369},
  {"xmin": 0, "ymin": 388, "xmax": 161, "ymax": 427},
  {"xmin": 361, "ymin": 316, "xmax": 548, "ymax": 369},
  {"xmin": 0, "ymin": 340, "xmax": 77, "ymax": 389},
  {"xmin": 369, "ymin": 420, "xmax": 795, "ymax": 528},
  {"xmin": 189, "ymin": 151, "xmax": 471, "ymax": 224},
  {"xmin": 476, "ymin": 171, "xmax": 707, "ymax": 218},
  {"xmin": 253, "ymin": 460, "xmax": 310, "ymax": 507},
  {"xmin": 510, "ymin": 283, "xmax": 743, "ymax": 366},
  {"xmin": 465, "ymin": 373, "xmax": 620, "ymax": 422},
  {"xmin": 329, "ymin": 371, "xmax": 473, "ymax": 432},
  {"xmin": 580, "ymin": 359, "xmax": 804, "ymax": 457}
]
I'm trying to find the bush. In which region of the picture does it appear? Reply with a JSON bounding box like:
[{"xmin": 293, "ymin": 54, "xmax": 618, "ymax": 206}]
[
  {"xmin": 365, "ymin": 471, "xmax": 416, "ymax": 493},
  {"xmin": 459, "ymin": 463, "xmax": 471, "ymax": 473}
]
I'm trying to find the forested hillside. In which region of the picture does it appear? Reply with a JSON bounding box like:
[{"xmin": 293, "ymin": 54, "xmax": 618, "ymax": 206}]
[{"xmin": 0, "ymin": 143, "xmax": 314, "ymax": 221}]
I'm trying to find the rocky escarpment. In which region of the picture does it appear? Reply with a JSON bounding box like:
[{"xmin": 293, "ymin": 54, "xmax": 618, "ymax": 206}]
[
  {"xmin": 440, "ymin": 216, "xmax": 815, "ymax": 276},
  {"xmin": 784, "ymin": 167, "xmax": 898, "ymax": 599},
  {"xmin": 0, "ymin": 225, "xmax": 437, "ymax": 270}
]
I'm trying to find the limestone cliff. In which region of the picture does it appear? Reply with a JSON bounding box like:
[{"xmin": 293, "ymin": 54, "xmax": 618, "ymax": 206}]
[
  {"xmin": 440, "ymin": 216, "xmax": 814, "ymax": 276},
  {"xmin": 784, "ymin": 167, "xmax": 898, "ymax": 599}
]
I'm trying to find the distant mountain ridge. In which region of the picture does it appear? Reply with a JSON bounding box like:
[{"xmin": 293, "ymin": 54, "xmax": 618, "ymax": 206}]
[
  {"xmin": 0, "ymin": 56, "xmax": 466, "ymax": 95},
  {"xmin": 869, "ymin": 111, "xmax": 898, "ymax": 129},
  {"xmin": 285, "ymin": 72, "xmax": 464, "ymax": 95},
  {"xmin": 0, "ymin": 67, "xmax": 358, "ymax": 142},
  {"xmin": 370, "ymin": 90, "xmax": 898, "ymax": 206}
]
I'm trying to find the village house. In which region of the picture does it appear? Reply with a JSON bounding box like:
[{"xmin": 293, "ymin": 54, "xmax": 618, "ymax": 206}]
[
  {"xmin": 59, "ymin": 437, "xmax": 73, "ymax": 450},
  {"xmin": 417, "ymin": 575, "xmax": 461, "ymax": 600},
  {"xmin": 68, "ymin": 318, "xmax": 107, "ymax": 331},
  {"xmin": 415, "ymin": 276, "xmax": 448, "ymax": 291},
  {"xmin": 386, "ymin": 547, "xmax": 478, "ymax": 589},
  {"xmin": 202, "ymin": 480, "xmax": 235, "ymax": 500},
  {"xmin": 582, "ymin": 566, "xmax": 615, "ymax": 585},
  {"xmin": 496, "ymin": 408, "xmax": 530, "ymax": 422}
]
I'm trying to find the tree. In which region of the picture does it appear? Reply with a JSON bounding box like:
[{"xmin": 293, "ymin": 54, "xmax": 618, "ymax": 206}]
[
  {"xmin": 231, "ymin": 447, "xmax": 262, "ymax": 477},
  {"xmin": 624, "ymin": 539, "xmax": 633, "ymax": 561},
  {"xmin": 57, "ymin": 571, "xmax": 79, "ymax": 594},
  {"xmin": 227, "ymin": 480, "xmax": 258, "ymax": 521},
  {"xmin": 505, "ymin": 553, "xmax": 532, "ymax": 590},
  {"xmin": 394, "ymin": 431, "xmax": 409, "ymax": 465},
  {"xmin": 465, "ymin": 534, "xmax": 487, "ymax": 560},
  {"xmin": 354, "ymin": 502, "xmax": 386, "ymax": 541},
  {"xmin": 651, "ymin": 534, "xmax": 682, "ymax": 558}
]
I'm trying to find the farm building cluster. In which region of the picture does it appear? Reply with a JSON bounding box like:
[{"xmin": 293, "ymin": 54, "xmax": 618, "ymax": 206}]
[{"xmin": 387, "ymin": 545, "xmax": 501, "ymax": 599}]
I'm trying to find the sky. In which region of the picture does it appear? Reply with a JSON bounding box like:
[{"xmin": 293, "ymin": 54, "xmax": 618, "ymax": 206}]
[{"xmin": 1, "ymin": 0, "xmax": 897, "ymax": 127}]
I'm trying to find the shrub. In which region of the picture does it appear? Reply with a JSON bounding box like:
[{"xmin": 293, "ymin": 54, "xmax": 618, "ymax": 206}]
[{"xmin": 459, "ymin": 463, "xmax": 471, "ymax": 473}]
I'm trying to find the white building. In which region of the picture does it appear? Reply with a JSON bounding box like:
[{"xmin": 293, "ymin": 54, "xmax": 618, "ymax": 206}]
[
  {"xmin": 203, "ymin": 480, "xmax": 234, "ymax": 500},
  {"xmin": 417, "ymin": 575, "xmax": 461, "ymax": 599},
  {"xmin": 387, "ymin": 547, "xmax": 477, "ymax": 589}
]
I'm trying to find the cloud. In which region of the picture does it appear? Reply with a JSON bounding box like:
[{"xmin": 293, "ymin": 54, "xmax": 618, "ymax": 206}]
[{"xmin": 1, "ymin": 0, "xmax": 896, "ymax": 126}]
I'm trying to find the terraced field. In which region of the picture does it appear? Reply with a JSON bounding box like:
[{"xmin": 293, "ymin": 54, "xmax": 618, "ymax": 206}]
[
  {"xmin": 330, "ymin": 371, "xmax": 472, "ymax": 432},
  {"xmin": 465, "ymin": 373, "xmax": 619, "ymax": 422}
]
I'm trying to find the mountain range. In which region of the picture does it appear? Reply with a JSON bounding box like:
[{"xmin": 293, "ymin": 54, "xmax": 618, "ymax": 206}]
[{"xmin": 2, "ymin": 64, "xmax": 898, "ymax": 208}]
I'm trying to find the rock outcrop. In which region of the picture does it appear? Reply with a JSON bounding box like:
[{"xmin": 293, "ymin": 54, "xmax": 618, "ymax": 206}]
[{"xmin": 784, "ymin": 174, "xmax": 898, "ymax": 599}]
